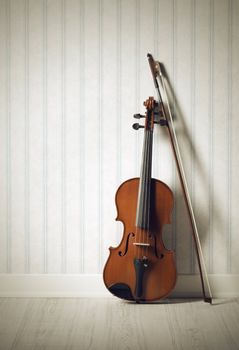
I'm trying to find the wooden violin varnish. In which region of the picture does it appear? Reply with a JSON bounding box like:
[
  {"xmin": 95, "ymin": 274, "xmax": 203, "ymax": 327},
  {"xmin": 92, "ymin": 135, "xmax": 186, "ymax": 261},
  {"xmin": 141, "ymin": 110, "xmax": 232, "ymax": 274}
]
[{"xmin": 103, "ymin": 97, "xmax": 177, "ymax": 302}]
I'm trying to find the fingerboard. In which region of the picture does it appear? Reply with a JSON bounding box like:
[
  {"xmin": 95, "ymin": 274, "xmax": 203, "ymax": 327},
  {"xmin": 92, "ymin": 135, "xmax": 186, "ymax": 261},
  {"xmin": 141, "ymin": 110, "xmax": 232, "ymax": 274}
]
[{"xmin": 135, "ymin": 129, "xmax": 153, "ymax": 229}]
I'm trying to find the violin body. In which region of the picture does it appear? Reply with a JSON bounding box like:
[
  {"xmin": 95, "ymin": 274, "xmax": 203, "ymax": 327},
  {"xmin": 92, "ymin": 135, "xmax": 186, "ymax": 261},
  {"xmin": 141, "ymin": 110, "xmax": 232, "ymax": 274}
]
[{"xmin": 103, "ymin": 177, "xmax": 177, "ymax": 302}]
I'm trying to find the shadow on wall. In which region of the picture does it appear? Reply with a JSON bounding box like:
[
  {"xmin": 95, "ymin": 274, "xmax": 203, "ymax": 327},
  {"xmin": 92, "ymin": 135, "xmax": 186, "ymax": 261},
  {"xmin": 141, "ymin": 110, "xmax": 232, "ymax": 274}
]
[{"xmin": 160, "ymin": 64, "xmax": 223, "ymax": 275}]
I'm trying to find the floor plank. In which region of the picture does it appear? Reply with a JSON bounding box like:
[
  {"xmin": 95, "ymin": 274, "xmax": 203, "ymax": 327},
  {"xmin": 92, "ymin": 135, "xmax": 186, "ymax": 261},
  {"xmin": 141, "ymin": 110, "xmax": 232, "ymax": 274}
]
[
  {"xmin": 0, "ymin": 298, "xmax": 29, "ymax": 350},
  {"xmin": 0, "ymin": 298, "xmax": 239, "ymax": 350}
]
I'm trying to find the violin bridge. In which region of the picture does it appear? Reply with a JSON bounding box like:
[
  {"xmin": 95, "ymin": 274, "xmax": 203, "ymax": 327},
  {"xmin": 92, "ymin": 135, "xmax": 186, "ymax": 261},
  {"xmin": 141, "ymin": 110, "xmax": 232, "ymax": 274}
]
[{"xmin": 133, "ymin": 242, "xmax": 150, "ymax": 247}]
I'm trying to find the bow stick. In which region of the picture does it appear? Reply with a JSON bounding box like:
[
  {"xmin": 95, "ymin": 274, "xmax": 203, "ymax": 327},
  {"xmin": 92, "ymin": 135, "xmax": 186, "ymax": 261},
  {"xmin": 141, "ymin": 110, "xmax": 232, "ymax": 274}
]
[{"xmin": 147, "ymin": 53, "xmax": 212, "ymax": 304}]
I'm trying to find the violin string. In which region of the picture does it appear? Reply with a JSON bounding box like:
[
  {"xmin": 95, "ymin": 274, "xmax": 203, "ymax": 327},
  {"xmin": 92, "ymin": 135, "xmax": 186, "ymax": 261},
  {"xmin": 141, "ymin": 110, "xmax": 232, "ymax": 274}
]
[
  {"xmin": 145, "ymin": 129, "xmax": 150, "ymax": 258},
  {"xmin": 137, "ymin": 129, "xmax": 144, "ymax": 260},
  {"xmin": 146, "ymin": 127, "xmax": 152, "ymax": 259},
  {"xmin": 144, "ymin": 129, "xmax": 148, "ymax": 257},
  {"xmin": 139, "ymin": 130, "xmax": 146, "ymax": 259},
  {"xmin": 146, "ymin": 131, "xmax": 151, "ymax": 256},
  {"xmin": 143, "ymin": 107, "xmax": 149, "ymax": 259},
  {"xmin": 149, "ymin": 129, "xmax": 153, "ymax": 256},
  {"xmin": 138, "ymin": 128, "xmax": 145, "ymax": 259},
  {"xmin": 136, "ymin": 126, "xmax": 147, "ymax": 260},
  {"xmin": 144, "ymin": 129, "xmax": 149, "ymax": 258},
  {"xmin": 146, "ymin": 129, "xmax": 152, "ymax": 258},
  {"xmin": 146, "ymin": 129, "xmax": 151, "ymax": 258}
]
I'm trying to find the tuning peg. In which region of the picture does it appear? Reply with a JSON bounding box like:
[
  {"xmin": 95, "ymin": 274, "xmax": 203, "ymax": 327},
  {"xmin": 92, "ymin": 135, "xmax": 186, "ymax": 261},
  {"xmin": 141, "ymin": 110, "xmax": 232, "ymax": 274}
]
[
  {"xmin": 133, "ymin": 114, "xmax": 145, "ymax": 119},
  {"xmin": 132, "ymin": 123, "xmax": 144, "ymax": 130}
]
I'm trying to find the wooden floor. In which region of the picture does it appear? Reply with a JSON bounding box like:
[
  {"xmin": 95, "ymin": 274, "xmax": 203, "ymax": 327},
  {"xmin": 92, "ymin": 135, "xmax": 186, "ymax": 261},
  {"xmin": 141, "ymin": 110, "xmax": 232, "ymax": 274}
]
[{"xmin": 0, "ymin": 298, "xmax": 239, "ymax": 350}]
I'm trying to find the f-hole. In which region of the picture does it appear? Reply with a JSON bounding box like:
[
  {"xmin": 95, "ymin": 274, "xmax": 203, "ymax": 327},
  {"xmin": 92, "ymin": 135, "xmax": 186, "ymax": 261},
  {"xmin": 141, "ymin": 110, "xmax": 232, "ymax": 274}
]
[{"xmin": 118, "ymin": 232, "xmax": 135, "ymax": 257}]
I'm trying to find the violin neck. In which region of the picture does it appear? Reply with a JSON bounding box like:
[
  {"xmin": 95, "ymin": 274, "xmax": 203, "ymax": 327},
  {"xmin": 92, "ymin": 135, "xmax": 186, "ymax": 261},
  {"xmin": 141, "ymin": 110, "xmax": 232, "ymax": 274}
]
[{"xmin": 135, "ymin": 128, "xmax": 153, "ymax": 229}]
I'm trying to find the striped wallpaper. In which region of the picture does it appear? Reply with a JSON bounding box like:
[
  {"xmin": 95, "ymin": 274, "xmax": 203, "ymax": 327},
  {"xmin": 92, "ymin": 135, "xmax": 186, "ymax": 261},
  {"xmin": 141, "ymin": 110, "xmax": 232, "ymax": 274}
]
[{"xmin": 0, "ymin": 0, "xmax": 238, "ymax": 276}]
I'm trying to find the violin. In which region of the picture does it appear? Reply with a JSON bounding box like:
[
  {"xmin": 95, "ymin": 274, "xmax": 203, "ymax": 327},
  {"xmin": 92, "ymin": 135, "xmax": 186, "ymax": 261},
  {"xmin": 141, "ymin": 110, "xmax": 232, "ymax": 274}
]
[{"xmin": 103, "ymin": 96, "xmax": 177, "ymax": 302}]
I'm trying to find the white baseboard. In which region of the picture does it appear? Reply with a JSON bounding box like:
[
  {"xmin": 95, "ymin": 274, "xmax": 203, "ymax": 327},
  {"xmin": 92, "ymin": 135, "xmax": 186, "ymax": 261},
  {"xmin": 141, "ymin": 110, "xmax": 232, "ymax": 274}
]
[{"xmin": 0, "ymin": 274, "xmax": 238, "ymax": 298}]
